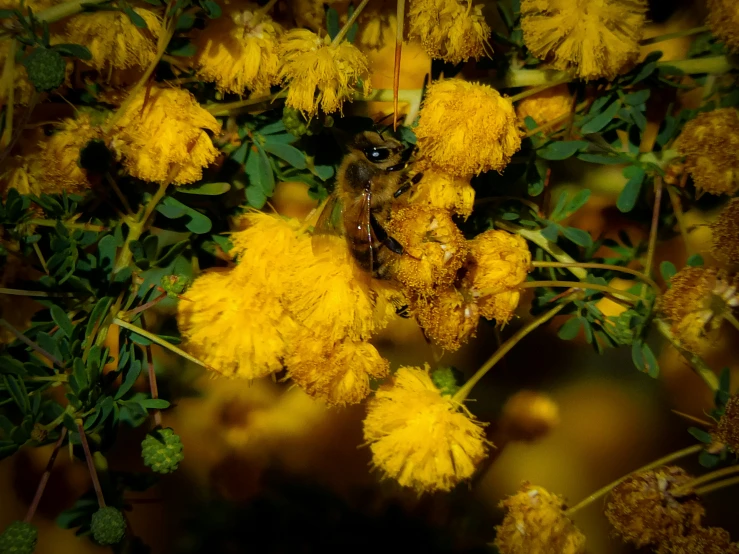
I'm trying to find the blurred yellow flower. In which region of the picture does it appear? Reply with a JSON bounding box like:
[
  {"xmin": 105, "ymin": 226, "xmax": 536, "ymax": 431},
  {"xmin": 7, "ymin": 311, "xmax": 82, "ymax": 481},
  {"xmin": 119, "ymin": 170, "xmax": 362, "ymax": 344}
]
[
  {"xmin": 278, "ymin": 29, "xmax": 370, "ymax": 117},
  {"xmin": 605, "ymin": 466, "xmax": 705, "ymax": 548},
  {"xmin": 286, "ymin": 330, "xmax": 389, "ymax": 406},
  {"xmin": 404, "ymin": 163, "xmax": 475, "ymax": 218},
  {"xmin": 707, "ymin": 0, "xmax": 739, "ymax": 52},
  {"xmin": 656, "ymin": 526, "xmax": 739, "ymax": 554},
  {"xmin": 516, "ymin": 83, "xmax": 572, "ymax": 125},
  {"xmin": 414, "ymin": 79, "xmax": 521, "ymax": 176},
  {"xmin": 0, "ymin": 155, "xmax": 41, "ymax": 197},
  {"xmin": 177, "ymin": 268, "xmax": 296, "ymax": 379},
  {"xmin": 408, "ymin": 0, "xmax": 491, "ymax": 64},
  {"xmin": 675, "ymin": 108, "xmax": 739, "ymax": 196},
  {"xmin": 363, "ymin": 365, "xmax": 488, "ymax": 493},
  {"xmin": 716, "ymin": 394, "xmax": 739, "ymax": 453},
  {"xmin": 521, "ymin": 0, "xmax": 647, "ymax": 80},
  {"xmin": 499, "ymin": 390, "xmax": 560, "ymax": 442},
  {"xmin": 495, "ymin": 483, "xmax": 586, "ymax": 554},
  {"xmin": 111, "ymin": 85, "xmax": 221, "ymax": 185},
  {"xmin": 193, "ymin": 3, "xmax": 282, "ymax": 94},
  {"xmin": 711, "ymin": 198, "xmax": 739, "ymax": 265},
  {"xmin": 64, "ymin": 8, "xmax": 161, "ymax": 76},
  {"xmin": 0, "ymin": 41, "xmax": 35, "ymax": 106},
  {"xmin": 413, "ymin": 287, "xmax": 479, "ymax": 351}
]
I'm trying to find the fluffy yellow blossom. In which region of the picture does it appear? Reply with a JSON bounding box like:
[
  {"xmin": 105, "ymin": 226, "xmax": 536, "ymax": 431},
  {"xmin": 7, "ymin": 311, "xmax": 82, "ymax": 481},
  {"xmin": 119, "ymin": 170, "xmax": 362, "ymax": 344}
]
[
  {"xmin": 64, "ymin": 8, "xmax": 161, "ymax": 76},
  {"xmin": 414, "ymin": 79, "xmax": 521, "ymax": 177},
  {"xmin": 111, "ymin": 85, "xmax": 221, "ymax": 185},
  {"xmin": 499, "ymin": 390, "xmax": 560, "ymax": 442},
  {"xmin": 711, "ymin": 199, "xmax": 739, "ymax": 265},
  {"xmin": 177, "ymin": 268, "xmax": 296, "ymax": 379},
  {"xmin": 605, "ymin": 466, "xmax": 705, "ymax": 548},
  {"xmin": 286, "ymin": 331, "xmax": 389, "ymax": 406},
  {"xmin": 657, "ymin": 526, "xmax": 739, "ymax": 554},
  {"xmin": 413, "ymin": 287, "xmax": 479, "ymax": 351},
  {"xmin": 516, "ymin": 83, "xmax": 573, "ymax": 125},
  {"xmin": 659, "ymin": 267, "xmax": 739, "ymax": 352},
  {"xmin": 675, "ymin": 108, "xmax": 739, "ymax": 196},
  {"xmin": 463, "ymin": 229, "xmax": 531, "ymax": 323},
  {"xmin": 0, "ymin": 156, "xmax": 41, "ymax": 197},
  {"xmin": 495, "ymin": 483, "xmax": 586, "ymax": 554},
  {"xmin": 385, "ymin": 205, "xmax": 467, "ymax": 295},
  {"xmin": 278, "ymin": 29, "xmax": 370, "ymax": 117},
  {"xmin": 707, "ymin": 0, "xmax": 739, "ymax": 51},
  {"xmin": 193, "ymin": 4, "xmax": 282, "ymax": 94},
  {"xmin": 521, "ymin": 0, "xmax": 647, "ymax": 80},
  {"xmin": 34, "ymin": 115, "xmax": 103, "ymax": 194},
  {"xmin": 404, "ymin": 163, "xmax": 475, "ymax": 218},
  {"xmin": 363, "ymin": 365, "xmax": 488, "ymax": 493},
  {"xmin": 408, "ymin": 0, "xmax": 491, "ymax": 64},
  {"xmin": 716, "ymin": 394, "xmax": 739, "ymax": 452}
]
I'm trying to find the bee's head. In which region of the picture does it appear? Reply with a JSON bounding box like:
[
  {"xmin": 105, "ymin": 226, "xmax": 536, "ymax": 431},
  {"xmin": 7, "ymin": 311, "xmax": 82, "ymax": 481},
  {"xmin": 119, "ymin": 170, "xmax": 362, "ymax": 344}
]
[{"xmin": 352, "ymin": 131, "xmax": 406, "ymax": 170}]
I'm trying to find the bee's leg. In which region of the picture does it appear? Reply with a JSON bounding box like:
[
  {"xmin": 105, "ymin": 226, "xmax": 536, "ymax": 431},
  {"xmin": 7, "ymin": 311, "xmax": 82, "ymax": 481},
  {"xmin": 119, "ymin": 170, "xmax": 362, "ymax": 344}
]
[
  {"xmin": 370, "ymin": 212, "xmax": 405, "ymax": 255},
  {"xmin": 385, "ymin": 161, "xmax": 407, "ymax": 172},
  {"xmin": 393, "ymin": 172, "xmax": 423, "ymax": 198}
]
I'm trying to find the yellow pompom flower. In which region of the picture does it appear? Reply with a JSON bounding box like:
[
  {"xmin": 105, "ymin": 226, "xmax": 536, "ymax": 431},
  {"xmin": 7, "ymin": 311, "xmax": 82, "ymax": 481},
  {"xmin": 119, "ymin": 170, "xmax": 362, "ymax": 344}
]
[
  {"xmin": 177, "ymin": 268, "xmax": 296, "ymax": 379},
  {"xmin": 404, "ymin": 163, "xmax": 475, "ymax": 218},
  {"xmin": 707, "ymin": 0, "xmax": 739, "ymax": 52},
  {"xmin": 716, "ymin": 394, "xmax": 739, "ymax": 453},
  {"xmin": 463, "ymin": 229, "xmax": 531, "ymax": 323},
  {"xmin": 363, "ymin": 365, "xmax": 489, "ymax": 493},
  {"xmin": 674, "ymin": 108, "xmax": 739, "ymax": 196},
  {"xmin": 605, "ymin": 466, "xmax": 705, "ymax": 548},
  {"xmin": 521, "ymin": 0, "xmax": 647, "ymax": 80},
  {"xmin": 516, "ymin": 83, "xmax": 572, "ymax": 125},
  {"xmin": 286, "ymin": 330, "xmax": 389, "ymax": 406},
  {"xmin": 414, "ymin": 79, "xmax": 521, "ymax": 177},
  {"xmin": 385, "ymin": 205, "xmax": 468, "ymax": 295},
  {"xmin": 193, "ymin": 3, "xmax": 282, "ymax": 95},
  {"xmin": 111, "ymin": 85, "xmax": 221, "ymax": 185},
  {"xmin": 711, "ymin": 199, "xmax": 739, "ymax": 265},
  {"xmin": 408, "ymin": 0, "xmax": 491, "ymax": 64},
  {"xmin": 0, "ymin": 156, "xmax": 41, "ymax": 197},
  {"xmin": 355, "ymin": 4, "xmax": 396, "ymax": 50},
  {"xmin": 63, "ymin": 8, "xmax": 161, "ymax": 76},
  {"xmin": 278, "ymin": 29, "xmax": 370, "ymax": 117},
  {"xmin": 495, "ymin": 483, "xmax": 586, "ymax": 554},
  {"xmin": 657, "ymin": 526, "xmax": 739, "ymax": 554},
  {"xmin": 413, "ymin": 287, "xmax": 479, "ymax": 351}
]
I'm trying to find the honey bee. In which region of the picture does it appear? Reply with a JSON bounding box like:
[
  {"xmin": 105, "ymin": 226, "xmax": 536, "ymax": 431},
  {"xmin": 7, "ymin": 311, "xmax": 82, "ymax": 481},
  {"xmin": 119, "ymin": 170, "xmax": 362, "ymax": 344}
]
[{"xmin": 312, "ymin": 130, "xmax": 422, "ymax": 281}]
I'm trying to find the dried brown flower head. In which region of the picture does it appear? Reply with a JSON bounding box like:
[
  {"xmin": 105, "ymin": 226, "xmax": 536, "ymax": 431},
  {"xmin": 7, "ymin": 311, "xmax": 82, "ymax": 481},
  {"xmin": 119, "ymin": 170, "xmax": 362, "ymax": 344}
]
[
  {"xmin": 716, "ymin": 394, "xmax": 739, "ymax": 453},
  {"xmin": 711, "ymin": 198, "xmax": 739, "ymax": 266},
  {"xmin": 656, "ymin": 525, "xmax": 739, "ymax": 554}
]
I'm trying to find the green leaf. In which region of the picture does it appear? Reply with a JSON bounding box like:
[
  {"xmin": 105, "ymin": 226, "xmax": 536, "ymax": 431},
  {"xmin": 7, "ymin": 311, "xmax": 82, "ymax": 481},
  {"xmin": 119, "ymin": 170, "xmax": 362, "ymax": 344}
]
[
  {"xmin": 557, "ymin": 317, "xmax": 582, "ymax": 340},
  {"xmin": 313, "ymin": 164, "xmax": 335, "ymax": 180},
  {"xmin": 686, "ymin": 253, "xmax": 704, "ymax": 267},
  {"xmin": 245, "ymin": 146, "xmax": 275, "ymax": 195},
  {"xmin": 122, "ymin": 4, "xmax": 147, "ymax": 28},
  {"xmin": 263, "ymin": 143, "xmax": 306, "ymax": 169},
  {"xmin": 50, "ymin": 305, "xmax": 74, "ymax": 338},
  {"xmin": 687, "ymin": 427, "xmax": 713, "ymax": 444},
  {"xmin": 617, "ymin": 166, "xmax": 645, "ymax": 213},
  {"xmin": 3, "ymin": 375, "xmax": 30, "ymax": 413},
  {"xmin": 72, "ymin": 358, "xmax": 89, "ymax": 392},
  {"xmin": 577, "ymin": 153, "xmax": 632, "ymax": 165},
  {"xmin": 540, "ymin": 223, "xmax": 559, "ymax": 242},
  {"xmin": 259, "ymin": 120, "xmax": 286, "ymax": 135},
  {"xmin": 660, "ymin": 261, "xmax": 677, "ymax": 282},
  {"xmin": 98, "ymin": 234, "xmax": 121, "ymax": 273},
  {"xmin": 326, "ymin": 7, "xmax": 339, "ymax": 40},
  {"xmin": 53, "ymin": 43, "xmax": 92, "ymax": 60},
  {"xmin": 176, "ymin": 182, "xmax": 231, "ymax": 195},
  {"xmin": 175, "ymin": 12, "xmax": 195, "ymax": 30},
  {"xmin": 537, "ymin": 140, "xmax": 589, "ymax": 161},
  {"xmin": 115, "ymin": 359, "xmax": 142, "ymax": 400},
  {"xmin": 562, "ymin": 227, "xmax": 592, "ymax": 248},
  {"xmin": 580, "ymin": 100, "xmax": 621, "ymax": 134},
  {"xmin": 156, "ymin": 197, "xmax": 212, "ymax": 234},
  {"xmin": 566, "ymin": 189, "xmax": 590, "ymax": 216},
  {"xmin": 246, "ymin": 185, "xmax": 267, "ymax": 209},
  {"xmin": 200, "ymin": 0, "xmax": 221, "ymax": 17},
  {"xmin": 139, "ymin": 398, "xmax": 170, "ymax": 409},
  {"xmin": 168, "ymin": 41, "xmax": 196, "ymax": 57},
  {"xmin": 641, "ymin": 342, "xmax": 659, "ymax": 378},
  {"xmin": 623, "ymin": 90, "xmax": 650, "ymax": 106},
  {"xmin": 698, "ymin": 450, "xmax": 720, "ymax": 468}
]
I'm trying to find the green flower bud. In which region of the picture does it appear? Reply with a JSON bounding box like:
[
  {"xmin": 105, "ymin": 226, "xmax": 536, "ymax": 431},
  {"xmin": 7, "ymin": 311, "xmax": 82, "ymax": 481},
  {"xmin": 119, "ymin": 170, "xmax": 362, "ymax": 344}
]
[
  {"xmin": 282, "ymin": 107, "xmax": 324, "ymax": 137},
  {"xmin": 431, "ymin": 366, "xmax": 463, "ymax": 397},
  {"xmin": 0, "ymin": 521, "xmax": 38, "ymax": 554},
  {"xmin": 607, "ymin": 309, "xmax": 642, "ymax": 346},
  {"xmin": 141, "ymin": 428, "xmax": 184, "ymax": 474},
  {"xmin": 160, "ymin": 274, "xmax": 189, "ymax": 297},
  {"xmin": 90, "ymin": 507, "xmax": 126, "ymax": 546},
  {"xmin": 23, "ymin": 48, "xmax": 66, "ymax": 93}
]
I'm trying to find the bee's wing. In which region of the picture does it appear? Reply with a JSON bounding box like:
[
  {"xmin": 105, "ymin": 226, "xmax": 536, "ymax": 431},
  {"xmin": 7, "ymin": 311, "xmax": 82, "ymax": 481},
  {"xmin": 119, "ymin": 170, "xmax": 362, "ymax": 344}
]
[
  {"xmin": 311, "ymin": 194, "xmax": 343, "ymax": 256},
  {"xmin": 348, "ymin": 188, "xmax": 377, "ymax": 291}
]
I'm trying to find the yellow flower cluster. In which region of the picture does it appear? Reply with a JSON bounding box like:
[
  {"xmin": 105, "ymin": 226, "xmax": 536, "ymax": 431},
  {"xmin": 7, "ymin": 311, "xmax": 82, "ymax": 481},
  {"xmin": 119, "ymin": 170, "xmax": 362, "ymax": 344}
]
[
  {"xmin": 521, "ymin": 0, "xmax": 647, "ymax": 80},
  {"xmin": 402, "ymin": 162, "xmax": 476, "ymax": 218},
  {"xmin": 363, "ymin": 365, "xmax": 489, "ymax": 493},
  {"xmin": 110, "ymin": 85, "xmax": 221, "ymax": 185},
  {"xmin": 707, "ymin": 0, "xmax": 739, "ymax": 52},
  {"xmin": 675, "ymin": 108, "xmax": 739, "ymax": 196},
  {"xmin": 657, "ymin": 526, "xmax": 739, "ymax": 554},
  {"xmin": 408, "ymin": 0, "xmax": 491, "ymax": 64},
  {"xmin": 193, "ymin": 3, "xmax": 283, "ymax": 95},
  {"xmin": 494, "ymin": 483, "xmax": 586, "ymax": 554},
  {"xmin": 516, "ymin": 84, "xmax": 573, "ymax": 126}
]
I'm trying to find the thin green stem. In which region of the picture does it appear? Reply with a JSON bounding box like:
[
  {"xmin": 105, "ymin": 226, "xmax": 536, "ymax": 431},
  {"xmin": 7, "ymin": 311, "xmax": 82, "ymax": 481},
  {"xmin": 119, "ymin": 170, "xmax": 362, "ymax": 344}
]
[
  {"xmin": 666, "ymin": 185, "xmax": 692, "ymax": 255},
  {"xmin": 331, "ymin": 0, "xmax": 370, "ymax": 46},
  {"xmin": 105, "ymin": 173, "xmax": 134, "ymax": 215},
  {"xmin": 724, "ymin": 311, "xmax": 739, "ymax": 334},
  {"xmin": 644, "ymin": 177, "xmax": 663, "ymax": 281},
  {"xmin": 566, "ymin": 443, "xmax": 703, "ymax": 515},
  {"xmin": 523, "ymin": 111, "xmax": 572, "ymax": 138},
  {"xmin": 35, "ymin": 0, "xmax": 108, "ymax": 23},
  {"xmin": 655, "ymin": 319, "xmax": 719, "ymax": 392},
  {"xmin": 531, "ymin": 261, "xmax": 660, "ymax": 295},
  {"xmin": 25, "ymin": 427, "xmax": 67, "ymax": 523},
  {"xmin": 25, "ymin": 375, "xmax": 68, "ymax": 382},
  {"xmin": 640, "ymin": 25, "xmax": 710, "ymax": 46},
  {"xmin": 113, "ymin": 318, "xmax": 210, "ymax": 369},
  {"xmin": 0, "ymin": 40, "xmax": 16, "ymax": 150},
  {"xmin": 29, "ymin": 218, "xmax": 108, "ymax": 232},
  {"xmin": 0, "ymin": 288, "xmax": 72, "ymax": 298},
  {"xmin": 140, "ymin": 318, "xmax": 162, "ymax": 427},
  {"xmin": 452, "ymin": 298, "xmax": 574, "ymax": 402},
  {"xmin": 0, "ymin": 318, "xmax": 65, "ymax": 368},
  {"xmin": 393, "ymin": 0, "xmax": 405, "ymax": 130},
  {"xmin": 32, "ymin": 242, "xmax": 49, "ymax": 275},
  {"xmin": 694, "ymin": 475, "xmax": 739, "ymax": 496},
  {"xmin": 518, "ymin": 280, "xmax": 642, "ymax": 303},
  {"xmin": 674, "ymin": 465, "xmax": 739, "ymax": 495},
  {"xmin": 77, "ymin": 422, "xmax": 105, "ymax": 508},
  {"xmin": 205, "ymin": 90, "xmax": 285, "ymax": 116}
]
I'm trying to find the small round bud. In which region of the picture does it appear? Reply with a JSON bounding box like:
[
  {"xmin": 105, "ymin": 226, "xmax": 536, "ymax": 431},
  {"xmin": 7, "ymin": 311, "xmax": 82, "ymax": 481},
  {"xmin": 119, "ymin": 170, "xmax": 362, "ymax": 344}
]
[
  {"xmin": 606, "ymin": 309, "xmax": 642, "ymax": 346},
  {"xmin": 431, "ymin": 366, "xmax": 463, "ymax": 397},
  {"xmin": 160, "ymin": 274, "xmax": 189, "ymax": 297},
  {"xmin": 0, "ymin": 521, "xmax": 38, "ymax": 554},
  {"xmin": 91, "ymin": 507, "xmax": 126, "ymax": 545},
  {"xmin": 141, "ymin": 428, "xmax": 184, "ymax": 474},
  {"xmin": 30, "ymin": 424, "xmax": 47, "ymax": 443},
  {"xmin": 23, "ymin": 48, "xmax": 66, "ymax": 92},
  {"xmin": 281, "ymin": 107, "xmax": 324, "ymax": 137}
]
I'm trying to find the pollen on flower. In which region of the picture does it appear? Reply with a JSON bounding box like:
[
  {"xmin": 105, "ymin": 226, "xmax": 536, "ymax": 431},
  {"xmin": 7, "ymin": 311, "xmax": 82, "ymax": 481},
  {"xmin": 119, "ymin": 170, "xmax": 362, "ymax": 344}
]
[
  {"xmin": 494, "ymin": 482, "xmax": 586, "ymax": 554},
  {"xmin": 656, "ymin": 526, "xmax": 739, "ymax": 554},
  {"xmin": 521, "ymin": 0, "xmax": 647, "ymax": 80},
  {"xmin": 278, "ymin": 29, "xmax": 371, "ymax": 117},
  {"xmin": 404, "ymin": 162, "xmax": 475, "ymax": 218},
  {"xmin": 110, "ymin": 85, "xmax": 221, "ymax": 185},
  {"xmin": 711, "ymin": 198, "xmax": 739, "ymax": 265},
  {"xmin": 516, "ymin": 83, "xmax": 573, "ymax": 126},
  {"xmin": 674, "ymin": 108, "xmax": 739, "ymax": 196},
  {"xmin": 177, "ymin": 268, "xmax": 296, "ymax": 380},
  {"xmin": 193, "ymin": 3, "xmax": 282, "ymax": 95},
  {"xmin": 716, "ymin": 394, "xmax": 739, "ymax": 453},
  {"xmin": 385, "ymin": 205, "xmax": 468, "ymax": 294},
  {"xmin": 408, "ymin": 0, "xmax": 491, "ymax": 64},
  {"xmin": 286, "ymin": 330, "xmax": 389, "ymax": 406},
  {"xmin": 363, "ymin": 365, "xmax": 489, "ymax": 493},
  {"xmin": 63, "ymin": 8, "xmax": 161, "ymax": 76},
  {"xmin": 605, "ymin": 466, "xmax": 705, "ymax": 548},
  {"xmin": 414, "ymin": 79, "xmax": 522, "ymax": 177},
  {"xmin": 413, "ymin": 287, "xmax": 479, "ymax": 351},
  {"xmin": 707, "ymin": 0, "xmax": 739, "ymax": 52}
]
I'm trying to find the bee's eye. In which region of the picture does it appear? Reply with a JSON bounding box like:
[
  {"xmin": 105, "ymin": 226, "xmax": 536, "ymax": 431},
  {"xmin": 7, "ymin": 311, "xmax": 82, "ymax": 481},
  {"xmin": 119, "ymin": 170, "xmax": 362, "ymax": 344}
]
[{"xmin": 364, "ymin": 147, "xmax": 390, "ymax": 162}]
